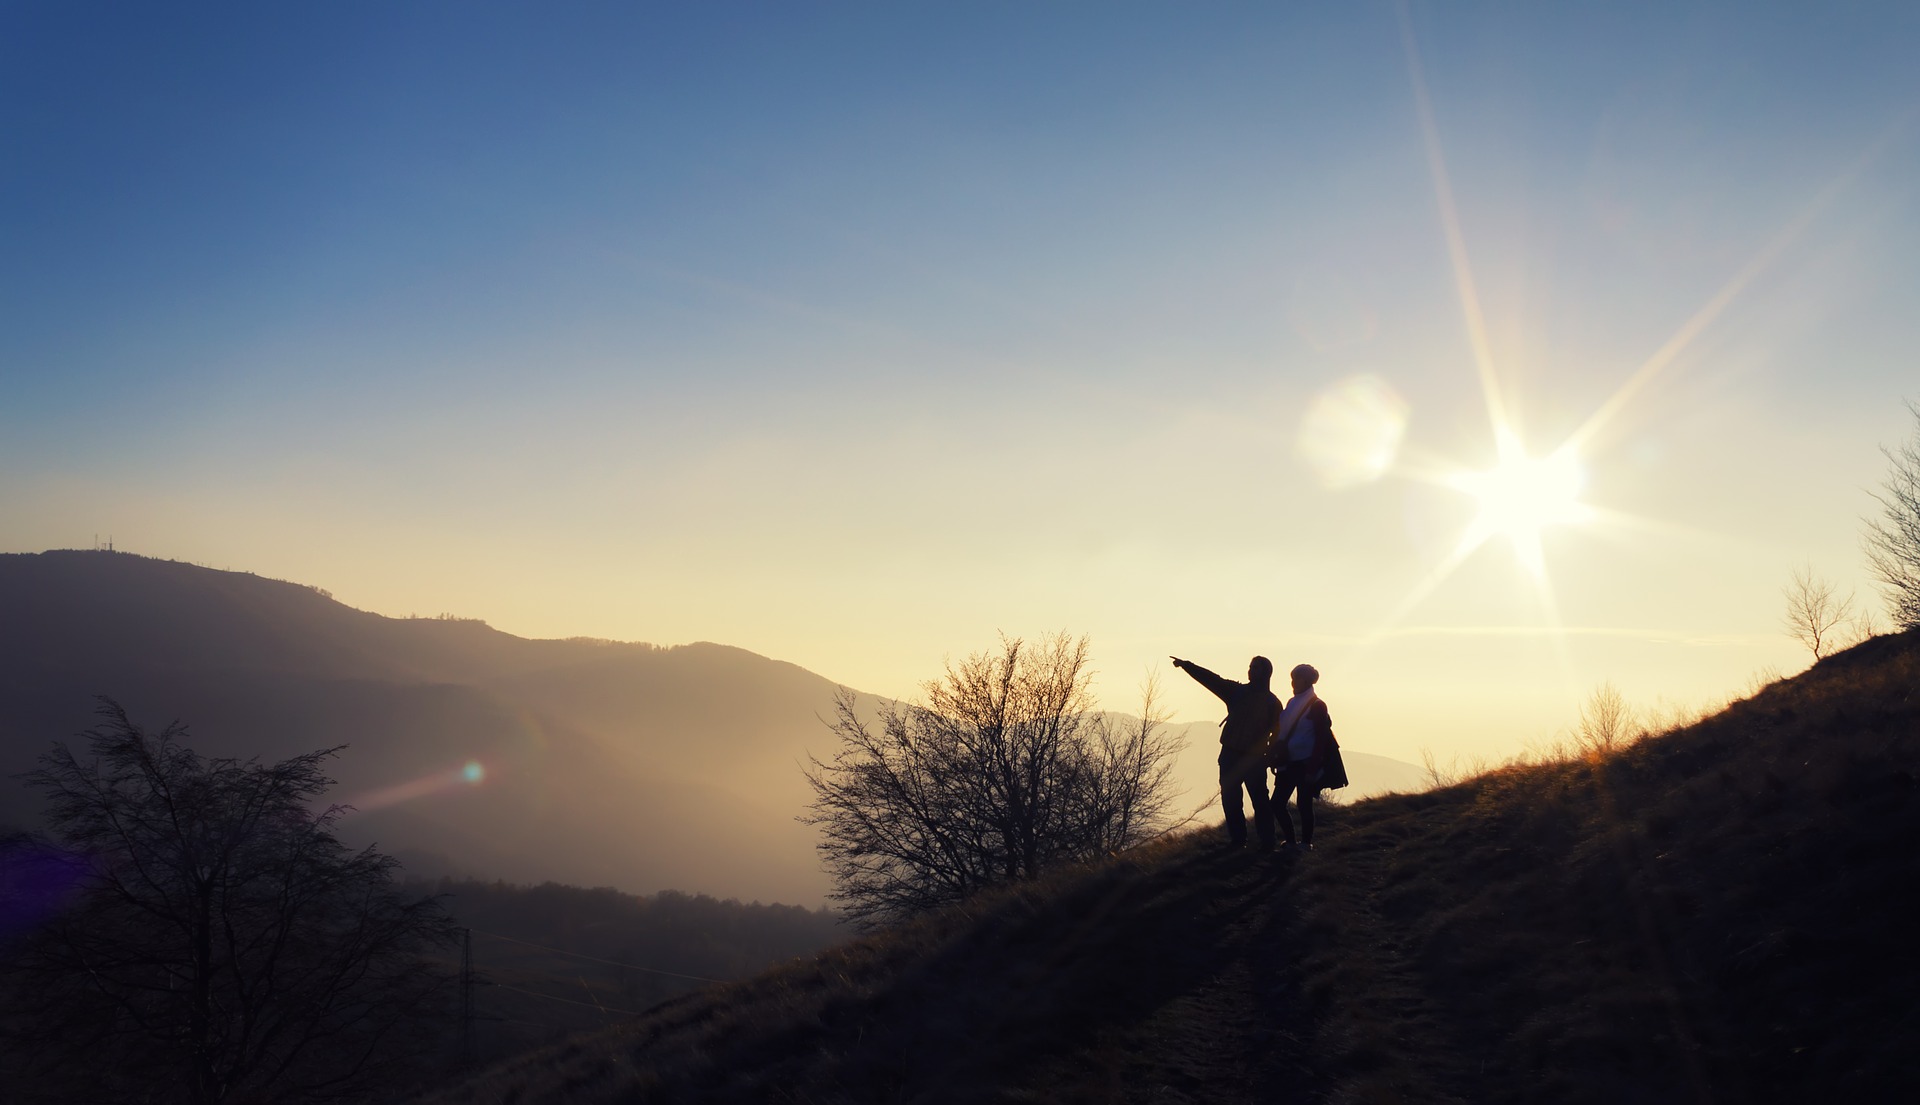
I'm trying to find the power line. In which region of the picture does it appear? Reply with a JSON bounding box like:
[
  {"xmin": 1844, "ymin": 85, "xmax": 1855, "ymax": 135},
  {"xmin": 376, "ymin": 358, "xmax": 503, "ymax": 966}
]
[
  {"xmin": 486, "ymin": 980, "xmax": 645, "ymax": 1016},
  {"xmin": 467, "ymin": 928, "xmax": 726, "ymax": 983},
  {"xmin": 460, "ymin": 927, "xmax": 474, "ymax": 1069},
  {"xmin": 488, "ymin": 1016, "xmax": 576, "ymax": 1031}
]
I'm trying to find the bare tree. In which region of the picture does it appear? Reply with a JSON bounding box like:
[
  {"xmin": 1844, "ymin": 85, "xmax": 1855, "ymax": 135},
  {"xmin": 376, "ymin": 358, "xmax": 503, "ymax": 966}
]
[
  {"xmin": 1419, "ymin": 747, "xmax": 1451, "ymax": 789},
  {"xmin": 1574, "ymin": 682, "xmax": 1638, "ymax": 759},
  {"xmin": 1782, "ymin": 562, "xmax": 1858, "ymax": 661},
  {"xmin": 1079, "ymin": 674, "xmax": 1181, "ymax": 845},
  {"xmin": 1864, "ymin": 400, "xmax": 1920, "ymax": 630},
  {"xmin": 802, "ymin": 634, "xmax": 1183, "ymax": 927},
  {"xmin": 2, "ymin": 701, "xmax": 457, "ymax": 1105}
]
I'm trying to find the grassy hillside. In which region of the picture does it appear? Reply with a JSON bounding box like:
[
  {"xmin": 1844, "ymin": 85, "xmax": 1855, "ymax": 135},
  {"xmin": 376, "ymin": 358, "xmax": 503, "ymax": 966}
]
[{"xmin": 409, "ymin": 629, "xmax": 1919, "ymax": 1104}]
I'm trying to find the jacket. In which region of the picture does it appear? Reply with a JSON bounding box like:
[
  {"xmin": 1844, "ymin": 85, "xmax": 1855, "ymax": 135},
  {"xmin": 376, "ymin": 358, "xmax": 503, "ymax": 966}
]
[
  {"xmin": 1275, "ymin": 697, "xmax": 1336, "ymax": 771},
  {"xmin": 1178, "ymin": 662, "xmax": 1281, "ymax": 757}
]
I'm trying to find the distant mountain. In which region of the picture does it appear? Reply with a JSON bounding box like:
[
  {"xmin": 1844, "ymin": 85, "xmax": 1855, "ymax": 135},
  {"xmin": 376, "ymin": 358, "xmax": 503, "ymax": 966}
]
[
  {"xmin": 0, "ymin": 550, "xmax": 848, "ymax": 904},
  {"xmin": 0, "ymin": 550, "xmax": 1428, "ymax": 905}
]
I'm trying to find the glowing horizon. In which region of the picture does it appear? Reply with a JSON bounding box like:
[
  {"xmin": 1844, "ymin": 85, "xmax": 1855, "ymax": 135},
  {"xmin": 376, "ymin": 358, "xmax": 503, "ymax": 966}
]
[{"xmin": 3, "ymin": 4, "xmax": 1916, "ymax": 766}]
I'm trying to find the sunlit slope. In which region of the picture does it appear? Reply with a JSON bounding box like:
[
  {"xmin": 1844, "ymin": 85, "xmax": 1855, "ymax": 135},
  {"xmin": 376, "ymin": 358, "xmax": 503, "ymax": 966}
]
[
  {"xmin": 0, "ymin": 550, "xmax": 844, "ymax": 903},
  {"xmin": 415, "ymin": 629, "xmax": 1918, "ymax": 1104},
  {"xmin": 1286, "ymin": 627, "xmax": 1920, "ymax": 1103}
]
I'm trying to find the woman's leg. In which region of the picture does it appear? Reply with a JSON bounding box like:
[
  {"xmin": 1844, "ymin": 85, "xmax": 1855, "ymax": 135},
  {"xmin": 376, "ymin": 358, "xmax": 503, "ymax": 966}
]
[
  {"xmin": 1272, "ymin": 767, "xmax": 1297, "ymax": 845},
  {"xmin": 1298, "ymin": 780, "xmax": 1315, "ymax": 846}
]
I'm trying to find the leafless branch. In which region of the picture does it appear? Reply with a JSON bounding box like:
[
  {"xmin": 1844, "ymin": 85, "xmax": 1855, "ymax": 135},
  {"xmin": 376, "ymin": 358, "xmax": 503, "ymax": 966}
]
[{"xmin": 803, "ymin": 636, "xmax": 1184, "ymax": 927}]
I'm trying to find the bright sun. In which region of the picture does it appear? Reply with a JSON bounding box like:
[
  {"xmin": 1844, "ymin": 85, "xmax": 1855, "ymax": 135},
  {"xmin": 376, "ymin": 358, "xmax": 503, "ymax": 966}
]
[
  {"xmin": 1369, "ymin": 12, "xmax": 1823, "ymax": 632},
  {"xmin": 1445, "ymin": 438, "xmax": 1590, "ymax": 579}
]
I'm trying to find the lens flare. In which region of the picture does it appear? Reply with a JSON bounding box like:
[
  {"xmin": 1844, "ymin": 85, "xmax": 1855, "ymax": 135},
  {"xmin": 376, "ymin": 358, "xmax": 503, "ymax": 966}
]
[
  {"xmin": 346, "ymin": 761, "xmax": 491, "ymax": 813},
  {"xmin": 1296, "ymin": 374, "xmax": 1410, "ymax": 488}
]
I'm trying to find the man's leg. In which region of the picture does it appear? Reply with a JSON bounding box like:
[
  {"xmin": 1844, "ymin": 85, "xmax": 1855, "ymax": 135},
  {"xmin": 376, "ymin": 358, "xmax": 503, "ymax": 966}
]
[
  {"xmin": 1217, "ymin": 754, "xmax": 1248, "ymax": 846},
  {"xmin": 1248, "ymin": 762, "xmax": 1275, "ymax": 850}
]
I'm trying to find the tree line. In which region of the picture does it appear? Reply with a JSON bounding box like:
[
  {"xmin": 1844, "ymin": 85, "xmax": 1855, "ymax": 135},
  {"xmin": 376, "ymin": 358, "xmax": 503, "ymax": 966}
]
[{"xmin": 0, "ymin": 702, "xmax": 844, "ymax": 1104}]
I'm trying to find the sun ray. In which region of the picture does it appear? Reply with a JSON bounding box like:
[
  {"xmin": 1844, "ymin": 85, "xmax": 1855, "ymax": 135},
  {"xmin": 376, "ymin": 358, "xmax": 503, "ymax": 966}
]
[
  {"xmin": 1354, "ymin": 533, "xmax": 1489, "ymax": 651},
  {"xmin": 1564, "ymin": 115, "xmax": 1914, "ymax": 457},
  {"xmin": 1398, "ymin": 4, "xmax": 1509, "ymax": 443},
  {"xmin": 1522, "ymin": 540, "xmax": 1585, "ymax": 704},
  {"xmin": 1370, "ymin": 5, "xmax": 1589, "ymax": 646}
]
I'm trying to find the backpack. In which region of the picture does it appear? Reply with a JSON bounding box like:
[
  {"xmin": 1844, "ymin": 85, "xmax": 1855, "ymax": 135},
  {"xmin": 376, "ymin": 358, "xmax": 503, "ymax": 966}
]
[
  {"xmin": 1316, "ymin": 739, "xmax": 1350, "ymax": 791},
  {"xmin": 1219, "ymin": 686, "xmax": 1281, "ymax": 755},
  {"xmin": 1285, "ymin": 696, "xmax": 1348, "ymax": 792}
]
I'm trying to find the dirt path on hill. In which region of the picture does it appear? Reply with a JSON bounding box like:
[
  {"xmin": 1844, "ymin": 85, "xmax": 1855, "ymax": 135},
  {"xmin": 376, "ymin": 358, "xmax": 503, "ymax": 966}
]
[
  {"xmin": 1012, "ymin": 808, "xmax": 1478, "ymax": 1105},
  {"xmin": 1293, "ymin": 808, "xmax": 1474, "ymax": 1105},
  {"xmin": 1010, "ymin": 843, "xmax": 1322, "ymax": 1105}
]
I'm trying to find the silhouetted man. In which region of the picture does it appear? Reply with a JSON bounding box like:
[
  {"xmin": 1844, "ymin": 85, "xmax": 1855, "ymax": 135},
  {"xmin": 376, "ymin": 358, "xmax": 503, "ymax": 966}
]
[{"xmin": 1170, "ymin": 654, "xmax": 1281, "ymax": 850}]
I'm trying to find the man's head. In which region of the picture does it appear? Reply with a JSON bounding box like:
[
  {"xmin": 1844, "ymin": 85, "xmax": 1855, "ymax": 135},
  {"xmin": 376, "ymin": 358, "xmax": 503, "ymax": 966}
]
[
  {"xmin": 1291, "ymin": 663, "xmax": 1319, "ymax": 693},
  {"xmin": 1248, "ymin": 656, "xmax": 1274, "ymax": 684}
]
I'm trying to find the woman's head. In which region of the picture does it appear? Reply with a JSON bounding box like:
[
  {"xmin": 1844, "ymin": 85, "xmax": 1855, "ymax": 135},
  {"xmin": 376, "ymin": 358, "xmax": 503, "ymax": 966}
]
[{"xmin": 1290, "ymin": 663, "xmax": 1319, "ymax": 692}]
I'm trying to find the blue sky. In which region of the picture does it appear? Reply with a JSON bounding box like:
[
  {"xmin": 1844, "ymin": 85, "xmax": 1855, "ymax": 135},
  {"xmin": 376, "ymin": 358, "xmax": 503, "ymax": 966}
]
[{"xmin": 5, "ymin": 2, "xmax": 1919, "ymax": 767}]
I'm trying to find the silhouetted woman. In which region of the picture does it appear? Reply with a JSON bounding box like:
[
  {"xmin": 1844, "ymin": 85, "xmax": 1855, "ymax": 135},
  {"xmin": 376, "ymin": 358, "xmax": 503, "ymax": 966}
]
[{"xmin": 1272, "ymin": 663, "xmax": 1335, "ymax": 852}]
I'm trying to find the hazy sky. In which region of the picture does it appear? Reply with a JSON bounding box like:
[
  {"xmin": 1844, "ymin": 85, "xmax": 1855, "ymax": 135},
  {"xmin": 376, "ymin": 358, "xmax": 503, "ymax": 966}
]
[{"xmin": 6, "ymin": 2, "xmax": 1918, "ymax": 765}]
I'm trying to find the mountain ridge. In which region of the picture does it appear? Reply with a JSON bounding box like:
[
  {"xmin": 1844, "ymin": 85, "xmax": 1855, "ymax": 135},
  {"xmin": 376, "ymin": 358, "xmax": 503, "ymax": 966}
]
[
  {"xmin": 0, "ymin": 550, "xmax": 849, "ymax": 903},
  {"xmin": 0, "ymin": 549, "xmax": 1427, "ymax": 906}
]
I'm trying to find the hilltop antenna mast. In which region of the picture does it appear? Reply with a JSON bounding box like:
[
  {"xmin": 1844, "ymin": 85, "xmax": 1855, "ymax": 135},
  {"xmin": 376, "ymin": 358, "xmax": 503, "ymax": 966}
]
[{"xmin": 460, "ymin": 927, "xmax": 474, "ymax": 1069}]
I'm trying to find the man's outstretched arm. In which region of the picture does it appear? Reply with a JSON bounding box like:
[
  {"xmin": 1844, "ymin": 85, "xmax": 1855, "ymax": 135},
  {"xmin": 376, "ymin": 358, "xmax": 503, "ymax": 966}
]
[{"xmin": 1170, "ymin": 656, "xmax": 1235, "ymax": 703}]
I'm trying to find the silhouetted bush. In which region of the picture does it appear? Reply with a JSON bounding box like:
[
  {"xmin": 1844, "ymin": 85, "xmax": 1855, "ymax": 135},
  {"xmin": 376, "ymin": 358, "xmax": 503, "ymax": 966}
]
[
  {"xmin": 1, "ymin": 700, "xmax": 457, "ymax": 1105},
  {"xmin": 804, "ymin": 633, "xmax": 1182, "ymax": 926}
]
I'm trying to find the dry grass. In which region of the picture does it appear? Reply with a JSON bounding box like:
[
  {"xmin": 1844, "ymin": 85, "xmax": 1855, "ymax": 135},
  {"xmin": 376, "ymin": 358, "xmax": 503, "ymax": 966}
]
[
  {"xmin": 1286, "ymin": 630, "xmax": 1920, "ymax": 1103},
  {"xmin": 406, "ymin": 631, "xmax": 1920, "ymax": 1104},
  {"xmin": 414, "ymin": 830, "xmax": 1322, "ymax": 1104}
]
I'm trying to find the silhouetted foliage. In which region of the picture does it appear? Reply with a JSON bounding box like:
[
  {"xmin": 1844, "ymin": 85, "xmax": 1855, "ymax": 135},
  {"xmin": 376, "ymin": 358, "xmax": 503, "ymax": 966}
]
[
  {"xmin": 1, "ymin": 700, "xmax": 457, "ymax": 1105},
  {"xmin": 1864, "ymin": 400, "xmax": 1920, "ymax": 630},
  {"xmin": 1573, "ymin": 681, "xmax": 1640, "ymax": 758},
  {"xmin": 418, "ymin": 878, "xmax": 843, "ymax": 1046},
  {"xmin": 804, "ymin": 633, "xmax": 1182, "ymax": 926},
  {"xmin": 1782, "ymin": 563, "xmax": 1861, "ymax": 661},
  {"xmin": 429, "ymin": 879, "xmax": 839, "ymax": 975}
]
